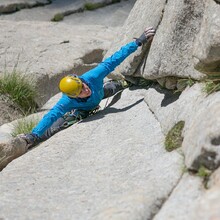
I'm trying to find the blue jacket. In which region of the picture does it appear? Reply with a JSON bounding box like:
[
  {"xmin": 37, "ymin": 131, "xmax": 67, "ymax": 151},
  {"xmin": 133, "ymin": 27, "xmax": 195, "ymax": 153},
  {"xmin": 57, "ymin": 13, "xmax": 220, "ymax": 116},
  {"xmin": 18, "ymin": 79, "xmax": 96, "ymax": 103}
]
[{"xmin": 32, "ymin": 41, "xmax": 139, "ymax": 137}]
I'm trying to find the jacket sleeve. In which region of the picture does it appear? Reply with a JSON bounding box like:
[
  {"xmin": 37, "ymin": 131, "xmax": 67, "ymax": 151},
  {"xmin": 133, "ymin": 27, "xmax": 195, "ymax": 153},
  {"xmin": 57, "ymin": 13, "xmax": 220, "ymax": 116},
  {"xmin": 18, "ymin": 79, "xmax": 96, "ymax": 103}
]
[
  {"xmin": 32, "ymin": 96, "xmax": 73, "ymax": 137},
  {"xmin": 83, "ymin": 41, "xmax": 139, "ymax": 81}
]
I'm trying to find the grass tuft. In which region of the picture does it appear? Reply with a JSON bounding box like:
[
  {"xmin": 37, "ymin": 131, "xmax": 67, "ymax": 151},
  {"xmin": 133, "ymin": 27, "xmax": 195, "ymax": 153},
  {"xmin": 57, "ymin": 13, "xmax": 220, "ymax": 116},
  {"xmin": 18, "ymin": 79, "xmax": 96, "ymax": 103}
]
[
  {"xmin": 11, "ymin": 117, "xmax": 39, "ymax": 137},
  {"xmin": 165, "ymin": 121, "xmax": 185, "ymax": 152},
  {"xmin": 51, "ymin": 13, "xmax": 64, "ymax": 22},
  {"xmin": 0, "ymin": 71, "xmax": 38, "ymax": 114},
  {"xmin": 84, "ymin": 2, "xmax": 104, "ymax": 10},
  {"xmin": 176, "ymin": 78, "xmax": 196, "ymax": 92},
  {"xmin": 203, "ymin": 80, "xmax": 220, "ymax": 95},
  {"xmin": 197, "ymin": 166, "xmax": 212, "ymax": 178}
]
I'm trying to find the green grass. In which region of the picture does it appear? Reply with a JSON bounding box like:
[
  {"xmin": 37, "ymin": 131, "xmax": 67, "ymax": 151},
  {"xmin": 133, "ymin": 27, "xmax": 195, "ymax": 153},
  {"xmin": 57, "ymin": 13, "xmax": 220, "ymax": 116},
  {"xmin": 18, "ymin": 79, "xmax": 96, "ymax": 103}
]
[
  {"xmin": 203, "ymin": 80, "xmax": 220, "ymax": 95},
  {"xmin": 11, "ymin": 117, "xmax": 40, "ymax": 137},
  {"xmin": 84, "ymin": 0, "xmax": 120, "ymax": 10},
  {"xmin": 51, "ymin": 13, "xmax": 64, "ymax": 22},
  {"xmin": 84, "ymin": 2, "xmax": 104, "ymax": 10},
  {"xmin": 165, "ymin": 121, "xmax": 185, "ymax": 152},
  {"xmin": 197, "ymin": 165, "xmax": 212, "ymax": 178},
  {"xmin": 176, "ymin": 78, "xmax": 196, "ymax": 92},
  {"xmin": 0, "ymin": 71, "xmax": 38, "ymax": 114},
  {"xmin": 138, "ymin": 78, "xmax": 154, "ymax": 87}
]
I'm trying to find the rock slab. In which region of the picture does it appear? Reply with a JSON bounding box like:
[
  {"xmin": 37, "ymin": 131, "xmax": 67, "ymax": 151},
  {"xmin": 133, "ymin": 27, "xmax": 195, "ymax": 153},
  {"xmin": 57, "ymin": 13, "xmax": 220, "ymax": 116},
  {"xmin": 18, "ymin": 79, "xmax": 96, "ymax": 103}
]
[
  {"xmin": 0, "ymin": 89, "xmax": 183, "ymax": 220},
  {"xmin": 0, "ymin": 20, "xmax": 116, "ymax": 106}
]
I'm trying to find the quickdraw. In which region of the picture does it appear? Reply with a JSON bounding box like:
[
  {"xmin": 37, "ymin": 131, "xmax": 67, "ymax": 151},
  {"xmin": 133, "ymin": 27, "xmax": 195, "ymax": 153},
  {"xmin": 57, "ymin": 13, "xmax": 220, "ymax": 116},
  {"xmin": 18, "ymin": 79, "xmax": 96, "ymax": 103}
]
[{"xmin": 62, "ymin": 106, "xmax": 101, "ymax": 128}]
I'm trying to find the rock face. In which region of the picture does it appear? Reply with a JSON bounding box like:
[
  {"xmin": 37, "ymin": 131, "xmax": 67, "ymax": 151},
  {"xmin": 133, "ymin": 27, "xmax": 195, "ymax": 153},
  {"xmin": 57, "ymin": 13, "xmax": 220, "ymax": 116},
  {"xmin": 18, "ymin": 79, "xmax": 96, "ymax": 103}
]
[
  {"xmin": 144, "ymin": 0, "xmax": 206, "ymax": 80},
  {"xmin": 153, "ymin": 174, "xmax": 204, "ymax": 220},
  {"xmin": 0, "ymin": 89, "xmax": 183, "ymax": 220},
  {"xmin": 0, "ymin": 0, "xmax": 135, "ymax": 25},
  {"xmin": 105, "ymin": 0, "xmax": 211, "ymax": 83},
  {"xmin": 0, "ymin": 21, "xmax": 116, "ymax": 106},
  {"xmin": 193, "ymin": 0, "xmax": 220, "ymax": 74},
  {"xmin": 1, "ymin": 0, "xmax": 220, "ymax": 219},
  {"xmin": 104, "ymin": 0, "xmax": 167, "ymax": 79},
  {"xmin": 0, "ymin": 0, "xmax": 50, "ymax": 14}
]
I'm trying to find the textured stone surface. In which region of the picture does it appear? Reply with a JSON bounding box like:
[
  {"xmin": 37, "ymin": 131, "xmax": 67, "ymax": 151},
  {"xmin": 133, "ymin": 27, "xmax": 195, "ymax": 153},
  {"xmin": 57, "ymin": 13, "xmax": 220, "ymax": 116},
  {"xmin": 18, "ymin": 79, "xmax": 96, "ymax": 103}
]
[
  {"xmin": 144, "ymin": 0, "xmax": 206, "ymax": 80},
  {"xmin": 0, "ymin": 0, "xmax": 50, "ymax": 14},
  {"xmin": 144, "ymin": 83, "xmax": 206, "ymax": 135},
  {"xmin": 0, "ymin": 136, "xmax": 28, "ymax": 171},
  {"xmin": 0, "ymin": 0, "xmax": 135, "ymax": 25},
  {"xmin": 0, "ymin": 89, "xmax": 183, "ymax": 220},
  {"xmin": 154, "ymin": 174, "xmax": 204, "ymax": 220},
  {"xmin": 103, "ymin": 0, "xmax": 167, "ymax": 79},
  {"xmin": 64, "ymin": 0, "xmax": 136, "ymax": 27},
  {"xmin": 0, "ymin": 20, "xmax": 116, "ymax": 105},
  {"xmin": 182, "ymin": 93, "xmax": 220, "ymax": 171},
  {"xmin": 193, "ymin": 0, "xmax": 220, "ymax": 74},
  {"xmin": 144, "ymin": 83, "xmax": 220, "ymax": 171},
  {"xmin": 192, "ymin": 167, "xmax": 220, "ymax": 220}
]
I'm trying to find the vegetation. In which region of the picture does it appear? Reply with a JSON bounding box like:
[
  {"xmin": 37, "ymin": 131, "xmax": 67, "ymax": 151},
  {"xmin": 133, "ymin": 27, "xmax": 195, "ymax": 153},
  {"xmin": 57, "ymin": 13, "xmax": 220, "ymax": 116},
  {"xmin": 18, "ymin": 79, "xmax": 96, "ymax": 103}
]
[
  {"xmin": 176, "ymin": 78, "xmax": 196, "ymax": 92},
  {"xmin": 138, "ymin": 78, "xmax": 154, "ymax": 87},
  {"xmin": 84, "ymin": 1, "xmax": 120, "ymax": 11},
  {"xmin": 11, "ymin": 117, "xmax": 40, "ymax": 137},
  {"xmin": 84, "ymin": 2, "xmax": 105, "ymax": 10},
  {"xmin": 165, "ymin": 121, "xmax": 185, "ymax": 152},
  {"xmin": 203, "ymin": 80, "xmax": 220, "ymax": 95},
  {"xmin": 196, "ymin": 165, "xmax": 212, "ymax": 188},
  {"xmin": 0, "ymin": 71, "xmax": 38, "ymax": 114},
  {"xmin": 197, "ymin": 165, "xmax": 212, "ymax": 178},
  {"xmin": 51, "ymin": 13, "xmax": 64, "ymax": 22}
]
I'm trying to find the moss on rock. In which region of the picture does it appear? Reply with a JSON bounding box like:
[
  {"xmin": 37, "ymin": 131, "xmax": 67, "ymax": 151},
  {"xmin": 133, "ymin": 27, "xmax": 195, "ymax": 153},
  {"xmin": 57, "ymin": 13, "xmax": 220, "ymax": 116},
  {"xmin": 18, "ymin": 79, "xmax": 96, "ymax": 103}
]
[{"xmin": 165, "ymin": 121, "xmax": 185, "ymax": 152}]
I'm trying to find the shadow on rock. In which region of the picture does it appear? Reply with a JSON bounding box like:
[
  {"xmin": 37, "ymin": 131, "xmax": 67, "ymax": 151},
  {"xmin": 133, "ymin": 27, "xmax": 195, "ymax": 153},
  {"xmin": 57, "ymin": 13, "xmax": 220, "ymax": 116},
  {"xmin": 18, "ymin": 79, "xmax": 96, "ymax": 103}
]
[
  {"xmin": 153, "ymin": 85, "xmax": 181, "ymax": 107},
  {"xmin": 80, "ymin": 97, "xmax": 144, "ymax": 123}
]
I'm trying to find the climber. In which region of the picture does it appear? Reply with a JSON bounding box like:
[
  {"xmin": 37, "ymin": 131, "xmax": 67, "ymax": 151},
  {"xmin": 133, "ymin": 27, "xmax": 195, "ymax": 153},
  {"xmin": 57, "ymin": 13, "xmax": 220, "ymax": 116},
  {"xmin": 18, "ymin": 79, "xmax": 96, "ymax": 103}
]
[{"xmin": 19, "ymin": 27, "xmax": 156, "ymax": 148}]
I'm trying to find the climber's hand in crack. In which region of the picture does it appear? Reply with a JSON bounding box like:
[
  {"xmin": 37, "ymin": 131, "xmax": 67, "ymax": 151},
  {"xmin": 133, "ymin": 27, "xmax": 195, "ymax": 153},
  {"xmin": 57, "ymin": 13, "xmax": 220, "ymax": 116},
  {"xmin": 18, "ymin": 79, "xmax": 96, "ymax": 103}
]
[{"xmin": 135, "ymin": 27, "xmax": 156, "ymax": 46}]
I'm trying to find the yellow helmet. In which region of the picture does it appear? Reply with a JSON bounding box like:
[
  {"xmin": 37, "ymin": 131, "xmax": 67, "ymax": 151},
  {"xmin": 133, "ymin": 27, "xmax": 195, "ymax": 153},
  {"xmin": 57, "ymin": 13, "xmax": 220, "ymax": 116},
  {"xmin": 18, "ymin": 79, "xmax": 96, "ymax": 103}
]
[{"xmin": 59, "ymin": 75, "xmax": 83, "ymax": 98}]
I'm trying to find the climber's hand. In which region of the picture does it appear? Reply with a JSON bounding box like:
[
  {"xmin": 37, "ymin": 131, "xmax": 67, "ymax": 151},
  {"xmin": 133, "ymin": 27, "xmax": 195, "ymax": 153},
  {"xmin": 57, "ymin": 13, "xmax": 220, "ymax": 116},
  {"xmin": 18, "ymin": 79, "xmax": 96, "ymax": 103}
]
[
  {"xmin": 17, "ymin": 133, "xmax": 40, "ymax": 148},
  {"xmin": 136, "ymin": 27, "xmax": 156, "ymax": 46}
]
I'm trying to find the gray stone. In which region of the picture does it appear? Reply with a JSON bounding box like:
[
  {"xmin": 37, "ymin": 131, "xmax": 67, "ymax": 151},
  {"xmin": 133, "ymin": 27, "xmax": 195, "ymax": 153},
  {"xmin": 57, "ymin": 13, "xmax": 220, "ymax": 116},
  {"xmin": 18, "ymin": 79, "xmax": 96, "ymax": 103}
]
[
  {"xmin": 0, "ymin": 20, "xmax": 116, "ymax": 106},
  {"xmin": 208, "ymin": 166, "xmax": 220, "ymax": 188},
  {"xmin": 64, "ymin": 0, "xmax": 136, "ymax": 27},
  {"xmin": 193, "ymin": 0, "xmax": 220, "ymax": 74},
  {"xmin": 0, "ymin": 0, "xmax": 135, "ymax": 25},
  {"xmin": 192, "ymin": 167, "xmax": 220, "ymax": 220},
  {"xmin": 0, "ymin": 0, "xmax": 50, "ymax": 14},
  {"xmin": 0, "ymin": 89, "xmax": 183, "ymax": 220},
  {"xmin": 144, "ymin": 0, "xmax": 206, "ymax": 81},
  {"xmin": 144, "ymin": 83, "xmax": 205, "ymax": 135},
  {"xmin": 0, "ymin": 136, "xmax": 28, "ymax": 171},
  {"xmin": 144, "ymin": 82, "xmax": 220, "ymax": 171},
  {"xmin": 154, "ymin": 174, "xmax": 204, "ymax": 220},
  {"xmin": 103, "ymin": 0, "xmax": 167, "ymax": 80},
  {"xmin": 182, "ymin": 92, "xmax": 220, "ymax": 171}
]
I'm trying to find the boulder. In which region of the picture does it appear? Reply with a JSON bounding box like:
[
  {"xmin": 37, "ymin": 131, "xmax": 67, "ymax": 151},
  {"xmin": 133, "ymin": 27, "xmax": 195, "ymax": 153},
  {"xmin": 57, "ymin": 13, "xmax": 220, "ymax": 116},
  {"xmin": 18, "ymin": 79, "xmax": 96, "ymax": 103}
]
[
  {"xmin": 0, "ymin": 136, "xmax": 28, "ymax": 171},
  {"xmin": 144, "ymin": 0, "xmax": 206, "ymax": 81},
  {"xmin": 193, "ymin": 0, "xmax": 220, "ymax": 74},
  {"xmin": 103, "ymin": 0, "xmax": 167, "ymax": 79},
  {"xmin": 0, "ymin": 20, "xmax": 116, "ymax": 106}
]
